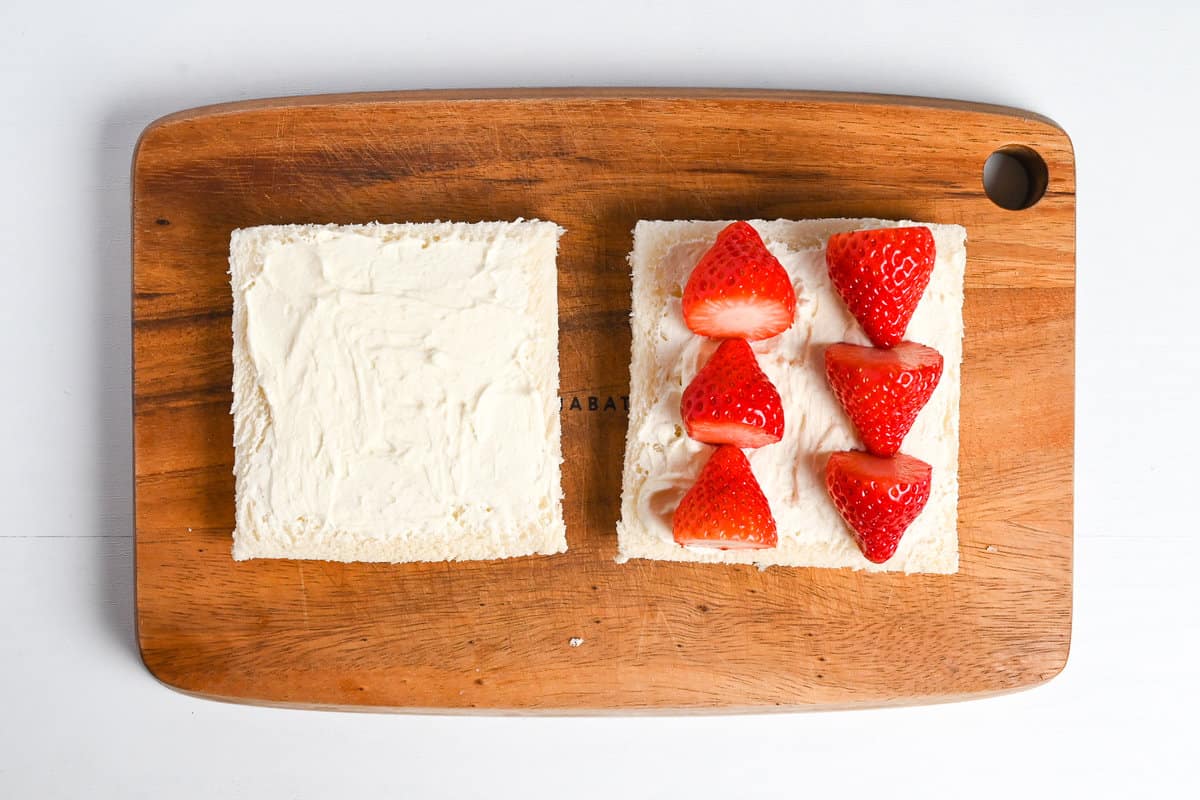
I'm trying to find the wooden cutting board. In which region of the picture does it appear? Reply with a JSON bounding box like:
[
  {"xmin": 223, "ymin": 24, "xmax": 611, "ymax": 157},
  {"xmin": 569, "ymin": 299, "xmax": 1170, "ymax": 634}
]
[{"xmin": 133, "ymin": 89, "xmax": 1074, "ymax": 711}]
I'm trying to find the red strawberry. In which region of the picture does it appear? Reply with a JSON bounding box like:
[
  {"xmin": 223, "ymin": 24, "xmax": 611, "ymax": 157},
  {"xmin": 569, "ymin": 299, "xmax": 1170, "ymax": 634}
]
[
  {"xmin": 825, "ymin": 341, "xmax": 944, "ymax": 456},
  {"xmin": 682, "ymin": 221, "xmax": 797, "ymax": 341},
  {"xmin": 673, "ymin": 445, "xmax": 778, "ymax": 550},
  {"xmin": 825, "ymin": 451, "xmax": 931, "ymax": 563},
  {"xmin": 825, "ymin": 226, "xmax": 936, "ymax": 347},
  {"xmin": 681, "ymin": 339, "xmax": 784, "ymax": 448}
]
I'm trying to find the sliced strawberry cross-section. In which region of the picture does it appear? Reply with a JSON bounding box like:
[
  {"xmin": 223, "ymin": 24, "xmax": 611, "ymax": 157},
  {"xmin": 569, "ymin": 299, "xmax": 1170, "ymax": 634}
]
[
  {"xmin": 681, "ymin": 338, "xmax": 784, "ymax": 448},
  {"xmin": 682, "ymin": 221, "xmax": 797, "ymax": 341},
  {"xmin": 824, "ymin": 341, "xmax": 944, "ymax": 456},
  {"xmin": 825, "ymin": 451, "xmax": 932, "ymax": 564},
  {"xmin": 673, "ymin": 445, "xmax": 778, "ymax": 551},
  {"xmin": 825, "ymin": 226, "xmax": 936, "ymax": 348}
]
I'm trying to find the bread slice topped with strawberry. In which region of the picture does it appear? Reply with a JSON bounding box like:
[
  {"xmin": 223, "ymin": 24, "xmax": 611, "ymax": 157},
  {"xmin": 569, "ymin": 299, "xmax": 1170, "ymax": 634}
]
[{"xmin": 618, "ymin": 218, "xmax": 965, "ymax": 573}]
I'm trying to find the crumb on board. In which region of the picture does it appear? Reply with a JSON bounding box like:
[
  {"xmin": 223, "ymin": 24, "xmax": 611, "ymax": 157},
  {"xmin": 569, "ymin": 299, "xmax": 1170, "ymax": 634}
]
[
  {"xmin": 568, "ymin": 637, "xmax": 584, "ymax": 647},
  {"xmin": 985, "ymin": 545, "xmax": 998, "ymax": 553}
]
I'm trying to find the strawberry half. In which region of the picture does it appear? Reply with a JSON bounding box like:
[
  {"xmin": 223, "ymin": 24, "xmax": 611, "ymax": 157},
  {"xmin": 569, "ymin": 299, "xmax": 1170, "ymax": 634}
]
[
  {"xmin": 682, "ymin": 221, "xmax": 797, "ymax": 341},
  {"xmin": 825, "ymin": 341, "xmax": 944, "ymax": 456},
  {"xmin": 673, "ymin": 445, "xmax": 778, "ymax": 550},
  {"xmin": 825, "ymin": 226, "xmax": 935, "ymax": 348},
  {"xmin": 825, "ymin": 451, "xmax": 931, "ymax": 564},
  {"xmin": 681, "ymin": 338, "xmax": 784, "ymax": 448}
]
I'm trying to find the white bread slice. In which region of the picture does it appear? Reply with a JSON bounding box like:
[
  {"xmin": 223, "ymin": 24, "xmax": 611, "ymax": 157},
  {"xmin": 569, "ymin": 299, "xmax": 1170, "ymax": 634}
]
[
  {"xmin": 229, "ymin": 221, "xmax": 566, "ymax": 562},
  {"xmin": 617, "ymin": 219, "xmax": 966, "ymax": 573}
]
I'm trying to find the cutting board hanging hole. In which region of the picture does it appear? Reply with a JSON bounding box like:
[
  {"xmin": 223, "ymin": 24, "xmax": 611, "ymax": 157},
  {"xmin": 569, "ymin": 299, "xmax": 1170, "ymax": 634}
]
[{"xmin": 983, "ymin": 145, "xmax": 1048, "ymax": 210}]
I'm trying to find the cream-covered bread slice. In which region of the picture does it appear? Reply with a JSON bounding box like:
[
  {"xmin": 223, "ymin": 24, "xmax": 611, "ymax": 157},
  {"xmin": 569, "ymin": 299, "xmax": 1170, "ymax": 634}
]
[
  {"xmin": 229, "ymin": 221, "xmax": 566, "ymax": 562},
  {"xmin": 617, "ymin": 219, "xmax": 966, "ymax": 573}
]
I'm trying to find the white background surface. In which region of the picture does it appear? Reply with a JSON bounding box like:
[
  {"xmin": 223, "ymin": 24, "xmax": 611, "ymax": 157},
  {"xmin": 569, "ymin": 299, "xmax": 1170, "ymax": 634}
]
[{"xmin": 2, "ymin": 0, "xmax": 1197, "ymax": 796}]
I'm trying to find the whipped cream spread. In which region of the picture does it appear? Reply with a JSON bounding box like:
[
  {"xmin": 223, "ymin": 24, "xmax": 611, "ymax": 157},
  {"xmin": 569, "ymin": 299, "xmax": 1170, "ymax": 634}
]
[
  {"xmin": 229, "ymin": 222, "xmax": 565, "ymax": 562},
  {"xmin": 617, "ymin": 219, "xmax": 966, "ymax": 573}
]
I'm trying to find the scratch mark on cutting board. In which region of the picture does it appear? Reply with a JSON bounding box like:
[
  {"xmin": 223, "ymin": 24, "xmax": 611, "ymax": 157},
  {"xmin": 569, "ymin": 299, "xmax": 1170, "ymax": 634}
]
[
  {"xmin": 297, "ymin": 563, "xmax": 311, "ymax": 629},
  {"xmin": 656, "ymin": 605, "xmax": 679, "ymax": 649}
]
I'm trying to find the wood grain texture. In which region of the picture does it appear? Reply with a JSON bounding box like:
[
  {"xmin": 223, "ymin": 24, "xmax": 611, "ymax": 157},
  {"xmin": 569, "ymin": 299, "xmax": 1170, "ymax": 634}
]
[{"xmin": 132, "ymin": 89, "xmax": 1074, "ymax": 711}]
